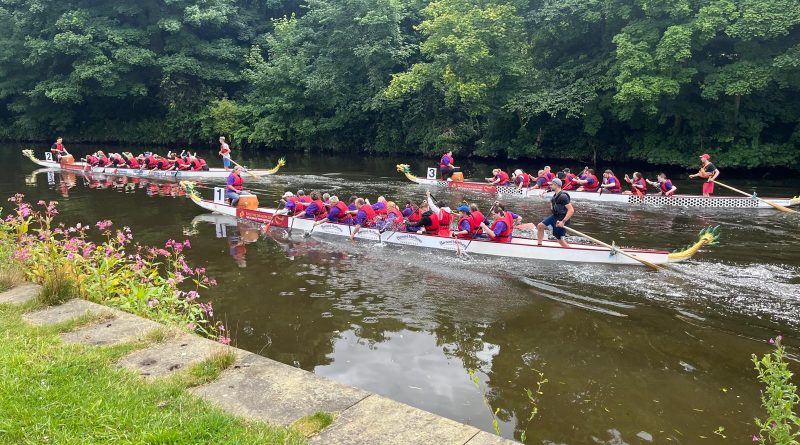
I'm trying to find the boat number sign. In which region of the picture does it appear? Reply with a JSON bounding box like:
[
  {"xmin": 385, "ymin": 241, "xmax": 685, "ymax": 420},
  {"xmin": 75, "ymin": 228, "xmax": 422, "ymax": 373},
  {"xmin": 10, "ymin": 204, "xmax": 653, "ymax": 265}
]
[
  {"xmin": 213, "ymin": 187, "xmax": 226, "ymax": 204},
  {"xmin": 44, "ymin": 152, "xmax": 53, "ymax": 161},
  {"xmin": 427, "ymin": 167, "xmax": 437, "ymax": 180}
]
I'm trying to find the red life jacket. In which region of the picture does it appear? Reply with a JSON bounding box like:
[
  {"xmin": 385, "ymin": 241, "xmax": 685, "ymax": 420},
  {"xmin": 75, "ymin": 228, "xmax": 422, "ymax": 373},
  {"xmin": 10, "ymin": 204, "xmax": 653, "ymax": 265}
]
[
  {"xmin": 230, "ymin": 173, "xmax": 243, "ymax": 192},
  {"xmin": 299, "ymin": 196, "xmax": 311, "ymax": 204},
  {"xmin": 99, "ymin": 155, "xmax": 111, "ymax": 167},
  {"xmin": 544, "ymin": 172, "xmax": 555, "ymax": 182},
  {"xmin": 660, "ymin": 180, "xmax": 672, "ymax": 194},
  {"xmin": 632, "ymin": 178, "xmax": 646, "ymax": 195},
  {"xmin": 424, "ymin": 211, "xmax": 439, "ymax": 234},
  {"xmin": 497, "ymin": 171, "xmax": 510, "ymax": 185},
  {"xmin": 198, "ymin": 159, "xmax": 207, "ymax": 169},
  {"xmin": 583, "ymin": 174, "xmax": 599, "ymax": 192},
  {"xmin": 126, "ymin": 157, "xmax": 140, "ymax": 169},
  {"xmin": 387, "ymin": 208, "xmax": 404, "ymax": 224},
  {"xmin": 470, "ymin": 211, "xmax": 485, "ymax": 234},
  {"xmin": 53, "ymin": 143, "xmax": 64, "ymax": 153},
  {"xmin": 289, "ymin": 196, "xmax": 306, "ymax": 212},
  {"xmin": 521, "ymin": 173, "xmax": 531, "ymax": 187},
  {"xmin": 535, "ymin": 175, "xmax": 548, "ymax": 187},
  {"xmin": 438, "ymin": 209, "xmax": 452, "ymax": 228},
  {"xmin": 562, "ymin": 173, "xmax": 577, "ymax": 190},
  {"xmin": 489, "ymin": 212, "xmax": 514, "ymax": 243},
  {"xmin": 191, "ymin": 158, "xmax": 203, "ymax": 171},
  {"xmin": 439, "ymin": 154, "xmax": 453, "ymax": 169},
  {"xmin": 606, "ymin": 175, "xmax": 622, "ymax": 193},
  {"xmin": 158, "ymin": 159, "xmax": 173, "ymax": 170},
  {"xmin": 409, "ymin": 209, "xmax": 421, "ymax": 223},
  {"xmin": 374, "ymin": 203, "xmax": 388, "ymax": 217},
  {"xmin": 145, "ymin": 155, "xmax": 157, "ymax": 169},
  {"xmin": 456, "ymin": 215, "xmax": 473, "ymax": 239},
  {"xmin": 334, "ymin": 201, "xmax": 352, "ymax": 221},
  {"xmin": 311, "ymin": 199, "xmax": 328, "ymax": 218},
  {"xmin": 360, "ymin": 203, "xmax": 377, "ymax": 225},
  {"xmin": 175, "ymin": 158, "xmax": 191, "ymax": 171},
  {"xmin": 86, "ymin": 155, "xmax": 99, "ymax": 166}
]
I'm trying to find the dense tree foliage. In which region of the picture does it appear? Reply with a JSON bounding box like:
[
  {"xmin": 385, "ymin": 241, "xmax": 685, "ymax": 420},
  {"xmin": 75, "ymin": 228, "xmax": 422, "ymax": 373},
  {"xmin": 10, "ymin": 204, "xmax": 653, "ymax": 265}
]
[{"xmin": 1, "ymin": 0, "xmax": 799, "ymax": 167}]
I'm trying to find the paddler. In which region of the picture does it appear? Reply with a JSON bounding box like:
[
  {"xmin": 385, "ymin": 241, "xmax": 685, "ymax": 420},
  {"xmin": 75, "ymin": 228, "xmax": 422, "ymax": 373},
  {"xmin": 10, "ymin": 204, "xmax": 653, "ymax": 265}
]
[
  {"xmin": 647, "ymin": 173, "xmax": 677, "ymax": 196},
  {"xmin": 277, "ymin": 191, "xmax": 298, "ymax": 215},
  {"xmin": 485, "ymin": 168, "xmax": 511, "ymax": 186},
  {"xmin": 439, "ymin": 150, "xmax": 457, "ymax": 180},
  {"xmin": 225, "ymin": 166, "xmax": 244, "ymax": 207},
  {"xmin": 599, "ymin": 170, "xmax": 622, "ymax": 193},
  {"xmin": 385, "ymin": 202, "xmax": 404, "ymax": 226},
  {"xmin": 295, "ymin": 191, "xmax": 328, "ymax": 220},
  {"xmin": 469, "ymin": 203, "xmax": 485, "ymax": 235},
  {"xmin": 536, "ymin": 178, "xmax": 573, "ymax": 248},
  {"xmin": 410, "ymin": 200, "xmax": 440, "ymax": 235},
  {"xmin": 50, "ymin": 137, "xmax": 69, "ymax": 161},
  {"xmin": 426, "ymin": 191, "xmax": 452, "ymax": 236},
  {"xmin": 478, "ymin": 204, "xmax": 514, "ymax": 243},
  {"xmin": 623, "ymin": 172, "xmax": 647, "ymax": 195},
  {"xmin": 531, "ymin": 170, "xmax": 549, "ymax": 189},
  {"xmin": 402, "ymin": 201, "xmax": 416, "ymax": 219},
  {"xmin": 513, "ymin": 169, "xmax": 531, "ymax": 189},
  {"xmin": 575, "ymin": 168, "xmax": 600, "ymax": 192},
  {"xmin": 689, "ymin": 153, "xmax": 719, "ymax": 197},
  {"xmin": 560, "ymin": 168, "xmax": 577, "ymax": 190},
  {"xmin": 349, "ymin": 198, "xmax": 378, "ymax": 240},
  {"xmin": 316, "ymin": 196, "xmax": 353, "ymax": 225},
  {"xmin": 219, "ymin": 136, "xmax": 232, "ymax": 171},
  {"xmin": 451, "ymin": 205, "xmax": 474, "ymax": 239},
  {"xmin": 543, "ymin": 166, "xmax": 555, "ymax": 182}
]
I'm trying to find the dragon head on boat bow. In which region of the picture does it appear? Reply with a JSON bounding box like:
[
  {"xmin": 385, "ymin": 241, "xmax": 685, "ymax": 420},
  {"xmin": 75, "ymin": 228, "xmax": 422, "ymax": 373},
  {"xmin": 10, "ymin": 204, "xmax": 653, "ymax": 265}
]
[
  {"xmin": 265, "ymin": 158, "xmax": 287, "ymax": 175},
  {"xmin": 21, "ymin": 149, "xmax": 37, "ymax": 161},
  {"xmin": 396, "ymin": 164, "xmax": 419, "ymax": 182},
  {"xmin": 667, "ymin": 225, "xmax": 721, "ymax": 261},
  {"xmin": 180, "ymin": 181, "xmax": 201, "ymax": 203}
]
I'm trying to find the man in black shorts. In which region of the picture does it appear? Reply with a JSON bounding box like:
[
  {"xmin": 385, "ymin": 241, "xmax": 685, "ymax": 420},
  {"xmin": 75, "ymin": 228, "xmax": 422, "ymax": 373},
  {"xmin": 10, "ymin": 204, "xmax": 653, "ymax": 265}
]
[{"xmin": 537, "ymin": 178, "xmax": 574, "ymax": 248}]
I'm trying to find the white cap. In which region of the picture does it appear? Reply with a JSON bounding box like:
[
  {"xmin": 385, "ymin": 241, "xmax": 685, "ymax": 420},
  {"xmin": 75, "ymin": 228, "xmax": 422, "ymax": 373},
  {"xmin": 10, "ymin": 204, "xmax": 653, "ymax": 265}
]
[
  {"xmin": 282, "ymin": 191, "xmax": 294, "ymax": 198},
  {"xmin": 514, "ymin": 169, "xmax": 523, "ymax": 176}
]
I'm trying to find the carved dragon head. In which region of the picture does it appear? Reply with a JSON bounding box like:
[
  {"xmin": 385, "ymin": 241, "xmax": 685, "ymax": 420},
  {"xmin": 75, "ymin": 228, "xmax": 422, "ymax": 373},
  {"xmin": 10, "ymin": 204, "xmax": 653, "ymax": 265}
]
[{"xmin": 667, "ymin": 225, "xmax": 721, "ymax": 261}]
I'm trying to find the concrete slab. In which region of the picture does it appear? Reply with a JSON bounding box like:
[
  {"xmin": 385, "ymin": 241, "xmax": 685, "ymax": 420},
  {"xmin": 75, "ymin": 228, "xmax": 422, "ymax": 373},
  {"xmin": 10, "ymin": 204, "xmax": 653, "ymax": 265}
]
[
  {"xmin": 466, "ymin": 431, "xmax": 520, "ymax": 445},
  {"xmin": 22, "ymin": 298, "xmax": 106, "ymax": 326},
  {"xmin": 117, "ymin": 336, "xmax": 227, "ymax": 378},
  {"xmin": 0, "ymin": 283, "xmax": 41, "ymax": 305},
  {"xmin": 310, "ymin": 394, "xmax": 481, "ymax": 445},
  {"xmin": 61, "ymin": 314, "xmax": 162, "ymax": 346},
  {"xmin": 191, "ymin": 351, "xmax": 369, "ymax": 426}
]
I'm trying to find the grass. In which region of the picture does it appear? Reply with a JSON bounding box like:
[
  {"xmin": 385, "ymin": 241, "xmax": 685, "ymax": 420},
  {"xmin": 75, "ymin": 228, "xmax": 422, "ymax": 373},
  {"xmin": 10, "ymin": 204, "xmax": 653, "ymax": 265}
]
[
  {"xmin": 37, "ymin": 272, "xmax": 78, "ymax": 306},
  {"xmin": 175, "ymin": 350, "xmax": 238, "ymax": 388},
  {"xmin": 0, "ymin": 304, "xmax": 308, "ymax": 445},
  {"xmin": 292, "ymin": 412, "xmax": 335, "ymax": 437},
  {"xmin": 0, "ymin": 267, "xmax": 24, "ymax": 292}
]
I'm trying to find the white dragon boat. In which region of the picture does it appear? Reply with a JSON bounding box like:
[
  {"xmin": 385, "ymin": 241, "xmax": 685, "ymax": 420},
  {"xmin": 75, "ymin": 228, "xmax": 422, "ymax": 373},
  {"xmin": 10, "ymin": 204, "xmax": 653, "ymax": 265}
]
[
  {"xmin": 22, "ymin": 149, "xmax": 285, "ymax": 180},
  {"xmin": 181, "ymin": 182, "xmax": 721, "ymax": 267},
  {"xmin": 396, "ymin": 164, "xmax": 800, "ymax": 209}
]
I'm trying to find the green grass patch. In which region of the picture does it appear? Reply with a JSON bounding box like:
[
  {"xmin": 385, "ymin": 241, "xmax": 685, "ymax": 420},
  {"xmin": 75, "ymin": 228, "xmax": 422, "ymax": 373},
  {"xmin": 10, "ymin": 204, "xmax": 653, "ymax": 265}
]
[
  {"xmin": 37, "ymin": 273, "xmax": 78, "ymax": 306},
  {"xmin": 292, "ymin": 412, "xmax": 335, "ymax": 437},
  {"xmin": 0, "ymin": 267, "xmax": 24, "ymax": 292},
  {"xmin": 176, "ymin": 349, "xmax": 237, "ymax": 388},
  {"xmin": 0, "ymin": 306, "xmax": 307, "ymax": 445}
]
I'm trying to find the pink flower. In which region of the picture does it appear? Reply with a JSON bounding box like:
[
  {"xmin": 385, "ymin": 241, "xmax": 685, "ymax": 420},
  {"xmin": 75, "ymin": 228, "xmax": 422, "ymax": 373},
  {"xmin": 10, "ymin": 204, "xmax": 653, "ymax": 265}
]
[
  {"xmin": 218, "ymin": 336, "xmax": 231, "ymax": 345},
  {"xmin": 95, "ymin": 220, "xmax": 113, "ymax": 231},
  {"xmin": 147, "ymin": 298, "xmax": 158, "ymax": 308},
  {"xmin": 183, "ymin": 239, "xmax": 191, "ymax": 248},
  {"xmin": 187, "ymin": 322, "xmax": 196, "ymax": 331},
  {"xmin": 12, "ymin": 249, "xmax": 29, "ymax": 261},
  {"xmin": 186, "ymin": 291, "xmax": 199, "ymax": 301},
  {"xmin": 753, "ymin": 435, "xmax": 759, "ymax": 442},
  {"xmin": 776, "ymin": 335, "xmax": 783, "ymax": 342},
  {"xmin": 769, "ymin": 338, "xmax": 775, "ymax": 345}
]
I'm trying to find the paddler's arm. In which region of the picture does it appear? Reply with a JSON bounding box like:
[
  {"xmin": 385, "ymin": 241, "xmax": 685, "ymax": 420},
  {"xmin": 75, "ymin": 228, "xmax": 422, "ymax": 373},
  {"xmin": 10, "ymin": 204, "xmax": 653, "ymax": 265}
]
[
  {"xmin": 556, "ymin": 204, "xmax": 574, "ymax": 228},
  {"xmin": 425, "ymin": 192, "xmax": 440, "ymax": 213}
]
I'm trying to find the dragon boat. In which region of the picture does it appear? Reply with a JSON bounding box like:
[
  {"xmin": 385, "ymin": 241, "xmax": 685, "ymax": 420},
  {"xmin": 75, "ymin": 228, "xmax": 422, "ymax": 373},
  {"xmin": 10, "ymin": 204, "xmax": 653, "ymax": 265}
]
[
  {"xmin": 396, "ymin": 164, "xmax": 800, "ymax": 210},
  {"xmin": 22, "ymin": 149, "xmax": 285, "ymax": 180},
  {"xmin": 181, "ymin": 181, "xmax": 721, "ymax": 267}
]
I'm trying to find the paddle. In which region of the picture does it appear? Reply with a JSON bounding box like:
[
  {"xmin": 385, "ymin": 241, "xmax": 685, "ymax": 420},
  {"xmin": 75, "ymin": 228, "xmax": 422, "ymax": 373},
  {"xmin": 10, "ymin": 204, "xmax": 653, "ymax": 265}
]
[
  {"xmin": 710, "ymin": 180, "xmax": 797, "ymax": 213},
  {"xmin": 229, "ymin": 158, "xmax": 259, "ymax": 180},
  {"xmin": 304, "ymin": 215, "xmax": 320, "ymax": 238},
  {"xmin": 562, "ymin": 226, "xmax": 662, "ymax": 270}
]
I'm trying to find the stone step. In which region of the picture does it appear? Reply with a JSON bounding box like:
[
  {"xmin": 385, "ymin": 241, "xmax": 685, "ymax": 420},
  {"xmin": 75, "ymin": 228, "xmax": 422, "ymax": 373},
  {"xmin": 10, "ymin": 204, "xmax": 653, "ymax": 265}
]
[
  {"xmin": 117, "ymin": 335, "xmax": 231, "ymax": 378},
  {"xmin": 22, "ymin": 298, "xmax": 107, "ymax": 326},
  {"xmin": 61, "ymin": 313, "xmax": 162, "ymax": 346},
  {"xmin": 0, "ymin": 283, "xmax": 41, "ymax": 305},
  {"xmin": 310, "ymin": 394, "xmax": 512, "ymax": 445},
  {"xmin": 191, "ymin": 351, "xmax": 369, "ymax": 426}
]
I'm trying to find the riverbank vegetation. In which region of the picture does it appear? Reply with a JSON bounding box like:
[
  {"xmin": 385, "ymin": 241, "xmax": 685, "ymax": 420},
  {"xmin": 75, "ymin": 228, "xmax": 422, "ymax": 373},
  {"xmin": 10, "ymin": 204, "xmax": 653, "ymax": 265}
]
[
  {"xmin": 0, "ymin": 303, "xmax": 307, "ymax": 444},
  {"xmin": 753, "ymin": 336, "xmax": 800, "ymax": 445},
  {"xmin": 1, "ymin": 0, "xmax": 799, "ymax": 168},
  {"xmin": 0, "ymin": 194, "xmax": 227, "ymax": 342}
]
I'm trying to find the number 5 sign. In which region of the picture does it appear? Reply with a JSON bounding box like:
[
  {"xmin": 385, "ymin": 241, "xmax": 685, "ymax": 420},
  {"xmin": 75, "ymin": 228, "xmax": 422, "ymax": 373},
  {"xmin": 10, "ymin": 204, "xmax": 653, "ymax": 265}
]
[{"xmin": 426, "ymin": 167, "xmax": 437, "ymax": 180}]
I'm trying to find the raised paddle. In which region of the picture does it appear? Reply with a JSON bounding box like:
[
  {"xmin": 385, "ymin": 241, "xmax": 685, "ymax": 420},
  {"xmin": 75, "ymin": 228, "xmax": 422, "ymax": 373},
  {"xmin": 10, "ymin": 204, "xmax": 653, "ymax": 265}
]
[
  {"xmin": 562, "ymin": 226, "xmax": 662, "ymax": 271},
  {"xmin": 229, "ymin": 158, "xmax": 259, "ymax": 180},
  {"xmin": 710, "ymin": 180, "xmax": 797, "ymax": 213}
]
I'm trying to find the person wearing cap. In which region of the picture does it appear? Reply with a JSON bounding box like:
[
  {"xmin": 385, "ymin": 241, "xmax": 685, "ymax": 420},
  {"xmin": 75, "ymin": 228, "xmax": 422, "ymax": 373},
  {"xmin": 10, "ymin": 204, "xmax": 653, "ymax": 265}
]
[
  {"xmin": 225, "ymin": 166, "xmax": 244, "ymax": 207},
  {"xmin": 537, "ymin": 178, "xmax": 573, "ymax": 248},
  {"xmin": 276, "ymin": 191, "xmax": 298, "ymax": 215},
  {"xmin": 689, "ymin": 153, "xmax": 719, "ymax": 197},
  {"xmin": 513, "ymin": 169, "xmax": 531, "ymax": 189},
  {"xmin": 451, "ymin": 205, "xmax": 474, "ymax": 239},
  {"xmin": 219, "ymin": 136, "xmax": 231, "ymax": 171}
]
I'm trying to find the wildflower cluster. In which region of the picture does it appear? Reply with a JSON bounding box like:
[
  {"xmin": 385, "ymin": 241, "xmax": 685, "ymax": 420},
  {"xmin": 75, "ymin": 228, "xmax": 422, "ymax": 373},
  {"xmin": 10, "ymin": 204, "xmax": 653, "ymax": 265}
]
[
  {"xmin": 1, "ymin": 194, "xmax": 227, "ymax": 343},
  {"xmin": 752, "ymin": 335, "xmax": 800, "ymax": 445}
]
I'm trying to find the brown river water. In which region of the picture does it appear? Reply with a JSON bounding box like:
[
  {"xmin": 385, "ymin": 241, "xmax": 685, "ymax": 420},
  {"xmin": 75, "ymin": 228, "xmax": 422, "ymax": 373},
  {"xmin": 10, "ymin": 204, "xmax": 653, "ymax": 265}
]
[{"xmin": 3, "ymin": 143, "xmax": 800, "ymax": 444}]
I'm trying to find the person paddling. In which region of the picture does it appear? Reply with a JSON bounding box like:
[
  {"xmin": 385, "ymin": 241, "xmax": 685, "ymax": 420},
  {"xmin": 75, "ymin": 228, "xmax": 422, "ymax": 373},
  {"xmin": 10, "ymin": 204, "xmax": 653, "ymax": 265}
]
[
  {"xmin": 349, "ymin": 198, "xmax": 378, "ymax": 240},
  {"xmin": 485, "ymin": 169, "xmax": 510, "ymax": 186},
  {"xmin": 513, "ymin": 169, "xmax": 531, "ymax": 189},
  {"xmin": 478, "ymin": 204, "xmax": 514, "ymax": 243},
  {"xmin": 225, "ymin": 166, "xmax": 244, "ymax": 207},
  {"xmin": 316, "ymin": 196, "xmax": 353, "ymax": 225},
  {"xmin": 599, "ymin": 170, "xmax": 622, "ymax": 193},
  {"xmin": 689, "ymin": 153, "xmax": 719, "ymax": 197},
  {"xmin": 623, "ymin": 172, "xmax": 647, "ymax": 195},
  {"xmin": 575, "ymin": 168, "xmax": 600, "ymax": 192},
  {"xmin": 647, "ymin": 173, "xmax": 677, "ymax": 196},
  {"xmin": 439, "ymin": 150, "xmax": 457, "ymax": 180},
  {"xmin": 426, "ymin": 191, "xmax": 452, "ymax": 236},
  {"xmin": 219, "ymin": 136, "xmax": 232, "ymax": 171},
  {"xmin": 451, "ymin": 205, "xmax": 474, "ymax": 239},
  {"xmin": 537, "ymin": 178, "xmax": 573, "ymax": 248},
  {"xmin": 50, "ymin": 137, "xmax": 69, "ymax": 161}
]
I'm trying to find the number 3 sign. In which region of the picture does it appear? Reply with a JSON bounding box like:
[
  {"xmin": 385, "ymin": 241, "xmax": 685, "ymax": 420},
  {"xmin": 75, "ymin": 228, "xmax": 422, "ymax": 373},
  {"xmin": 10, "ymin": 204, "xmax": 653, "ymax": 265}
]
[{"xmin": 426, "ymin": 167, "xmax": 437, "ymax": 180}]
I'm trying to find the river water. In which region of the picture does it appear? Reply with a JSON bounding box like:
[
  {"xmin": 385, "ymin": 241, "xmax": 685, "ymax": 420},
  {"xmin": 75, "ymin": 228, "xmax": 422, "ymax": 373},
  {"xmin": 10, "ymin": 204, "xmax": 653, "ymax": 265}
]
[{"xmin": 3, "ymin": 143, "xmax": 799, "ymax": 444}]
